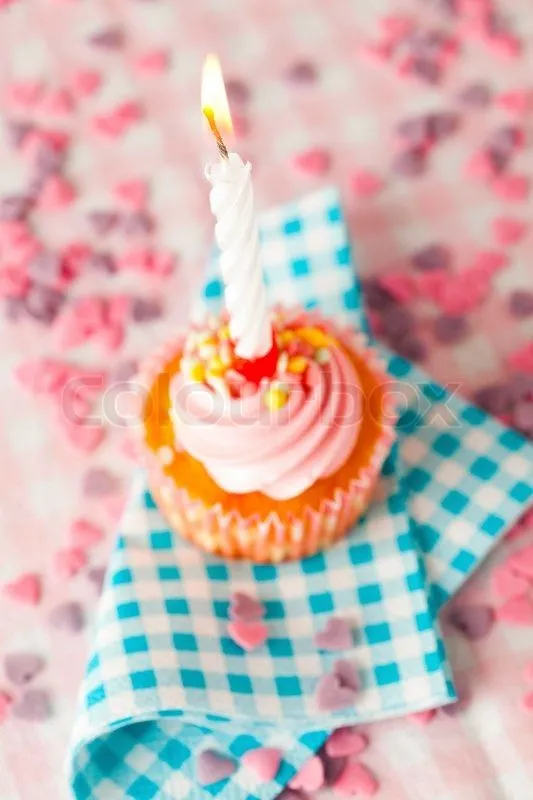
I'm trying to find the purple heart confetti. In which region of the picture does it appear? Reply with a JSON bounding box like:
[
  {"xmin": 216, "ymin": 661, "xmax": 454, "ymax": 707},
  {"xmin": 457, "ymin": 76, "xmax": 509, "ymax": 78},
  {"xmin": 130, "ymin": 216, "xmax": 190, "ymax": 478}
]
[
  {"xmin": 458, "ymin": 82, "xmax": 493, "ymax": 109},
  {"xmin": 433, "ymin": 314, "xmax": 471, "ymax": 345},
  {"xmin": 88, "ymin": 211, "xmax": 119, "ymax": 236},
  {"xmin": 509, "ymin": 290, "xmax": 533, "ymax": 318},
  {"xmin": 131, "ymin": 297, "xmax": 164, "ymax": 323},
  {"xmin": 0, "ymin": 194, "xmax": 33, "ymax": 222},
  {"xmin": 380, "ymin": 306, "xmax": 415, "ymax": 340},
  {"xmin": 391, "ymin": 147, "xmax": 427, "ymax": 178},
  {"xmin": 224, "ymin": 78, "xmax": 250, "ymax": 104},
  {"xmin": 6, "ymin": 120, "xmax": 34, "ymax": 150},
  {"xmin": 28, "ymin": 251, "xmax": 63, "ymax": 285},
  {"xmin": 229, "ymin": 591, "xmax": 264, "ymax": 621},
  {"xmin": 5, "ymin": 652, "xmax": 46, "ymax": 685},
  {"xmin": 87, "ymin": 566, "xmax": 107, "ymax": 593},
  {"xmin": 49, "ymin": 601, "xmax": 85, "ymax": 633},
  {"xmin": 88, "ymin": 27, "xmax": 124, "ymax": 49},
  {"xmin": 315, "ymin": 671, "xmax": 357, "ymax": 712},
  {"xmin": 13, "ymin": 689, "xmax": 53, "ymax": 721},
  {"xmin": 411, "ymin": 243, "xmax": 451, "ymax": 271},
  {"xmin": 314, "ymin": 617, "xmax": 353, "ymax": 651},
  {"xmin": 285, "ymin": 60, "xmax": 317, "ymax": 84},
  {"xmin": 87, "ymin": 252, "xmax": 117, "ymax": 274},
  {"xmin": 122, "ymin": 210, "xmax": 155, "ymax": 237},
  {"xmin": 447, "ymin": 603, "xmax": 494, "ymax": 641},
  {"xmin": 83, "ymin": 467, "xmax": 121, "ymax": 497},
  {"xmin": 395, "ymin": 335, "xmax": 427, "ymax": 362},
  {"xmin": 196, "ymin": 749, "xmax": 237, "ymax": 786},
  {"xmin": 25, "ymin": 284, "xmax": 65, "ymax": 324}
]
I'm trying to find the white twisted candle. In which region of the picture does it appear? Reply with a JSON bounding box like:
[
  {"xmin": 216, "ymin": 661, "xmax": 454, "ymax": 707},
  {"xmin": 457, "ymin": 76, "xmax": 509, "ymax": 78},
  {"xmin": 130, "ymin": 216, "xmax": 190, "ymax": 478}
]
[{"xmin": 205, "ymin": 152, "xmax": 272, "ymax": 360}]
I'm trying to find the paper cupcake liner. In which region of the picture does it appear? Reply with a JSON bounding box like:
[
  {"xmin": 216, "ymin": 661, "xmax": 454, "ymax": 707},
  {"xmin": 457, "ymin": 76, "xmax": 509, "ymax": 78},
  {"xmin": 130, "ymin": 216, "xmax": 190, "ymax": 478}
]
[{"xmin": 138, "ymin": 310, "xmax": 398, "ymax": 563}]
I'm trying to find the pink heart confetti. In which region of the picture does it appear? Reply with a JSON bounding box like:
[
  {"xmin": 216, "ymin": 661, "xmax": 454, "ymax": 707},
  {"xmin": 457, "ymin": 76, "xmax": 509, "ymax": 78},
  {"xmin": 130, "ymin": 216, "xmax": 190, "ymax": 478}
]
[
  {"xmin": 496, "ymin": 595, "xmax": 533, "ymax": 626},
  {"xmin": 114, "ymin": 179, "xmax": 148, "ymax": 209},
  {"xmin": 0, "ymin": 691, "xmax": 13, "ymax": 723},
  {"xmin": 242, "ymin": 747, "xmax": 282, "ymax": 782},
  {"xmin": 333, "ymin": 762, "xmax": 379, "ymax": 797},
  {"xmin": 497, "ymin": 90, "xmax": 532, "ymax": 115},
  {"xmin": 492, "ymin": 217, "xmax": 527, "ymax": 246},
  {"xmin": 227, "ymin": 620, "xmax": 268, "ymax": 652},
  {"xmin": 491, "ymin": 563, "xmax": 530, "ymax": 600},
  {"xmin": 289, "ymin": 755, "xmax": 324, "ymax": 793},
  {"xmin": 70, "ymin": 69, "xmax": 102, "ymax": 97},
  {"xmin": 5, "ymin": 652, "xmax": 45, "ymax": 684},
  {"xmin": 3, "ymin": 572, "xmax": 42, "ymax": 605},
  {"xmin": 38, "ymin": 176, "xmax": 76, "ymax": 210},
  {"xmin": 12, "ymin": 689, "xmax": 52, "ymax": 721},
  {"xmin": 325, "ymin": 727, "xmax": 367, "ymax": 758},
  {"xmin": 55, "ymin": 546, "xmax": 87, "ymax": 578},
  {"xmin": 407, "ymin": 708, "xmax": 437, "ymax": 725},
  {"xmin": 70, "ymin": 518, "xmax": 105, "ymax": 549},
  {"xmin": 134, "ymin": 50, "xmax": 169, "ymax": 74},
  {"xmin": 314, "ymin": 617, "xmax": 353, "ymax": 651},
  {"xmin": 350, "ymin": 170, "xmax": 383, "ymax": 198},
  {"xmin": 493, "ymin": 174, "xmax": 529, "ymax": 203},
  {"xmin": 292, "ymin": 148, "xmax": 331, "ymax": 176},
  {"xmin": 7, "ymin": 80, "xmax": 44, "ymax": 109},
  {"xmin": 229, "ymin": 591, "xmax": 264, "ymax": 621}
]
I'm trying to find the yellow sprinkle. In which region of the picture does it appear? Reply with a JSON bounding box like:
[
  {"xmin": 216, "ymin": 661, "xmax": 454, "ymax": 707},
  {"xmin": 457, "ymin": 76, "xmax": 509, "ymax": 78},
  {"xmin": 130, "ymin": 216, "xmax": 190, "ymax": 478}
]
[
  {"xmin": 207, "ymin": 355, "xmax": 226, "ymax": 377},
  {"xmin": 218, "ymin": 324, "xmax": 231, "ymax": 340},
  {"xmin": 188, "ymin": 361, "xmax": 205, "ymax": 382},
  {"xmin": 264, "ymin": 385, "xmax": 289, "ymax": 410},
  {"xmin": 278, "ymin": 330, "xmax": 296, "ymax": 346},
  {"xmin": 295, "ymin": 326, "xmax": 336, "ymax": 349},
  {"xmin": 287, "ymin": 356, "xmax": 308, "ymax": 374}
]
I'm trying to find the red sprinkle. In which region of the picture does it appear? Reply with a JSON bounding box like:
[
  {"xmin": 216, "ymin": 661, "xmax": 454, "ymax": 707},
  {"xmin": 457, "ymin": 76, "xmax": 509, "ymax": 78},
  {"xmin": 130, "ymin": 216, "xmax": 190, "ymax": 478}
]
[
  {"xmin": 70, "ymin": 69, "xmax": 102, "ymax": 97},
  {"xmin": 38, "ymin": 176, "xmax": 76, "ymax": 210},
  {"xmin": 497, "ymin": 90, "xmax": 532, "ymax": 115},
  {"xmin": 350, "ymin": 170, "xmax": 384, "ymax": 198},
  {"xmin": 292, "ymin": 148, "xmax": 331, "ymax": 175},
  {"xmin": 55, "ymin": 547, "xmax": 87, "ymax": 578},
  {"xmin": 3, "ymin": 572, "xmax": 42, "ymax": 605},
  {"xmin": 134, "ymin": 50, "xmax": 169, "ymax": 74},
  {"xmin": 6, "ymin": 80, "xmax": 44, "ymax": 109},
  {"xmin": 493, "ymin": 174, "xmax": 530, "ymax": 202},
  {"xmin": 113, "ymin": 179, "xmax": 148, "ymax": 208}
]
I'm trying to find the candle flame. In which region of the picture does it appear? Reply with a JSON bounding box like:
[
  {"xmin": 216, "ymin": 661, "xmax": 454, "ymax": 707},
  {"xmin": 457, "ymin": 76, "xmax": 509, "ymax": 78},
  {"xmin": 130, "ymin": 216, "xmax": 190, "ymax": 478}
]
[{"xmin": 201, "ymin": 54, "xmax": 233, "ymax": 135}]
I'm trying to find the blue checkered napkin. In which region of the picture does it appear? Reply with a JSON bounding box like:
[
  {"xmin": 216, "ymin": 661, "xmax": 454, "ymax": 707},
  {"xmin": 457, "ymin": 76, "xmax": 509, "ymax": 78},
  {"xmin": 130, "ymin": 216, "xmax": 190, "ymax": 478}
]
[{"xmin": 69, "ymin": 187, "xmax": 533, "ymax": 800}]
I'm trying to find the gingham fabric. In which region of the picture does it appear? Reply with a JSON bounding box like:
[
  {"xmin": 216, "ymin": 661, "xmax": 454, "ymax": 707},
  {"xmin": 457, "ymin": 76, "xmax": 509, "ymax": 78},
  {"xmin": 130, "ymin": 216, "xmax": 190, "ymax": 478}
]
[{"xmin": 69, "ymin": 188, "xmax": 533, "ymax": 800}]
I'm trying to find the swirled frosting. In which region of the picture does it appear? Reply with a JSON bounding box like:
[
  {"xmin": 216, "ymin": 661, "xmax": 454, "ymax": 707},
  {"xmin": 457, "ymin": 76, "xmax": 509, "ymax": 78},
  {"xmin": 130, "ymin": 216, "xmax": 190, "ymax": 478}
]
[{"xmin": 169, "ymin": 311, "xmax": 363, "ymax": 500}]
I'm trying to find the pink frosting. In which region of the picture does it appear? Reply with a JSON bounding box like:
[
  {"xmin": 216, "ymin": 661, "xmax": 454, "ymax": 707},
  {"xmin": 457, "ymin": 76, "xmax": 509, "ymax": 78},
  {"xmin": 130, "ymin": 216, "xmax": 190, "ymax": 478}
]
[{"xmin": 170, "ymin": 333, "xmax": 362, "ymax": 500}]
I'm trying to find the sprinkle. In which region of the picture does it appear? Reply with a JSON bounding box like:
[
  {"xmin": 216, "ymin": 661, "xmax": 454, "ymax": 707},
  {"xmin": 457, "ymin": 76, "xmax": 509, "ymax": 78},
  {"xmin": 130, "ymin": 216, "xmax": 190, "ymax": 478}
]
[
  {"xmin": 407, "ymin": 709, "xmax": 437, "ymax": 725},
  {"xmin": 49, "ymin": 601, "xmax": 85, "ymax": 633},
  {"xmin": 315, "ymin": 348, "xmax": 330, "ymax": 364},
  {"xmin": 70, "ymin": 69, "xmax": 102, "ymax": 97},
  {"xmin": 0, "ymin": 194, "xmax": 33, "ymax": 222},
  {"xmin": 113, "ymin": 179, "xmax": 148, "ymax": 208},
  {"xmin": 488, "ymin": 125, "xmax": 525, "ymax": 155},
  {"xmin": 227, "ymin": 620, "xmax": 269, "ymax": 652},
  {"xmin": 134, "ymin": 49, "xmax": 169, "ymax": 75},
  {"xmin": 287, "ymin": 356, "xmax": 308, "ymax": 374},
  {"xmin": 391, "ymin": 147, "xmax": 427, "ymax": 177},
  {"xmin": 492, "ymin": 217, "xmax": 527, "ymax": 246},
  {"xmin": 188, "ymin": 361, "xmax": 206, "ymax": 383},
  {"xmin": 13, "ymin": 689, "xmax": 52, "ymax": 721},
  {"xmin": 495, "ymin": 595, "xmax": 533, "ymax": 626},
  {"xmin": 333, "ymin": 762, "xmax": 379, "ymax": 797},
  {"xmin": 381, "ymin": 306, "xmax": 414, "ymax": 340},
  {"xmin": 88, "ymin": 210, "xmax": 119, "ymax": 236},
  {"xmin": 493, "ymin": 174, "xmax": 529, "ymax": 202},
  {"xmin": 378, "ymin": 272, "xmax": 418, "ymax": 303},
  {"xmin": 428, "ymin": 110, "xmax": 460, "ymax": 140},
  {"xmin": 289, "ymin": 756, "xmax": 325, "ymax": 793},
  {"xmin": 242, "ymin": 747, "xmax": 282, "ymax": 782},
  {"xmin": 87, "ymin": 566, "xmax": 106, "ymax": 593},
  {"xmin": 229, "ymin": 592, "xmax": 264, "ymax": 622},
  {"xmin": 292, "ymin": 148, "xmax": 331, "ymax": 175},
  {"xmin": 395, "ymin": 335, "xmax": 427, "ymax": 362},
  {"xmin": 25, "ymin": 285, "xmax": 65, "ymax": 324},
  {"xmin": 70, "ymin": 518, "xmax": 105, "ymax": 549},
  {"xmin": 412, "ymin": 243, "xmax": 452, "ymax": 271},
  {"xmin": 131, "ymin": 296, "xmax": 163, "ymax": 323},
  {"xmin": 458, "ymin": 81, "xmax": 493, "ymax": 108},
  {"xmin": 433, "ymin": 314, "xmax": 471, "ymax": 345},
  {"xmin": 0, "ymin": 691, "xmax": 12, "ymax": 723},
  {"xmin": 197, "ymin": 750, "xmax": 237, "ymax": 786},
  {"xmin": 447, "ymin": 604, "xmax": 494, "ymax": 640},
  {"xmin": 315, "ymin": 660, "xmax": 359, "ymax": 711},
  {"xmin": 3, "ymin": 573, "xmax": 42, "ymax": 605},
  {"xmin": 509, "ymin": 290, "xmax": 533, "ymax": 318},
  {"xmin": 38, "ymin": 176, "xmax": 76, "ymax": 209},
  {"xmin": 497, "ymin": 90, "xmax": 532, "ymax": 115},
  {"xmin": 350, "ymin": 170, "xmax": 383, "ymax": 198},
  {"xmin": 5, "ymin": 653, "xmax": 45, "ymax": 685},
  {"xmin": 263, "ymin": 385, "xmax": 289, "ymax": 410},
  {"xmin": 88, "ymin": 27, "xmax": 124, "ymax": 49},
  {"xmin": 55, "ymin": 546, "xmax": 87, "ymax": 578},
  {"xmin": 325, "ymin": 727, "xmax": 367, "ymax": 758},
  {"xmin": 224, "ymin": 78, "xmax": 251, "ymax": 103},
  {"xmin": 285, "ymin": 61, "xmax": 317, "ymax": 84},
  {"xmin": 314, "ymin": 617, "xmax": 353, "ymax": 651}
]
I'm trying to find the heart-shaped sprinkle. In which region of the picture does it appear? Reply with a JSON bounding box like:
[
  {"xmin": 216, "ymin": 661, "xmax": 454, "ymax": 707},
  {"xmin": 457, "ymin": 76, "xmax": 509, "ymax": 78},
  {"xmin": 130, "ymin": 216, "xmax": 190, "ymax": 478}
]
[
  {"xmin": 411, "ymin": 243, "xmax": 452, "ymax": 271},
  {"xmin": 12, "ymin": 689, "xmax": 53, "ymax": 721},
  {"xmin": 55, "ymin": 546, "xmax": 88, "ymax": 578},
  {"xmin": 0, "ymin": 690, "xmax": 13, "ymax": 722},
  {"xmin": 447, "ymin": 603, "xmax": 494, "ymax": 641},
  {"xmin": 314, "ymin": 617, "xmax": 353, "ymax": 651},
  {"xmin": 315, "ymin": 672, "xmax": 358, "ymax": 712},
  {"xmin": 196, "ymin": 749, "xmax": 237, "ymax": 786},
  {"xmin": 242, "ymin": 747, "xmax": 282, "ymax": 781},
  {"xmin": 433, "ymin": 314, "xmax": 470, "ymax": 345},
  {"xmin": 70, "ymin": 519, "xmax": 105, "ymax": 550},
  {"xmin": 88, "ymin": 211, "xmax": 119, "ymax": 236},
  {"xmin": 509, "ymin": 290, "xmax": 533, "ymax": 318},
  {"xmin": 89, "ymin": 27, "xmax": 124, "ymax": 49},
  {"xmin": 82, "ymin": 468, "xmax": 120, "ymax": 497},
  {"xmin": 49, "ymin": 601, "xmax": 85, "ymax": 632},
  {"xmin": 87, "ymin": 566, "xmax": 107, "ymax": 593},
  {"xmin": 131, "ymin": 296, "xmax": 163, "ymax": 323},
  {"xmin": 289, "ymin": 755, "xmax": 324, "ymax": 792},
  {"xmin": 5, "ymin": 652, "xmax": 45, "ymax": 685},
  {"xmin": 509, "ymin": 546, "xmax": 533, "ymax": 578},
  {"xmin": 319, "ymin": 750, "xmax": 348, "ymax": 786},
  {"xmin": 496, "ymin": 595, "xmax": 533, "ymax": 626},
  {"xmin": 3, "ymin": 573, "xmax": 42, "ymax": 605},
  {"xmin": 333, "ymin": 660, "xmax": 359, "ymax": 691},
  {"xmin": 325, "ymin": 727, "xmax": 367, "ymax": 758},
  {"xmin": 229, "ymin": 591, "xmax": 263, "ymax": 621},
  {"xmin": 114, "ymin": 179, "xmax": 147, "ymax": 208},
  {"xmin": 333, "ymin": 762, "xmax": 379, "ymax": 797},
  {"xmin": 227, "ymin": 620, "xmax": 268, "ymax": 652},
  {"xmin": 407, "ymin": 708, "xmax": 437, "ymax": 725},
  {"xmin": 292, "ymin": 148, "xmax": 331, "ymax": 176},
  {"xmin": 285, "ymin": 61, "xmax": 317, "ymax": 84}
]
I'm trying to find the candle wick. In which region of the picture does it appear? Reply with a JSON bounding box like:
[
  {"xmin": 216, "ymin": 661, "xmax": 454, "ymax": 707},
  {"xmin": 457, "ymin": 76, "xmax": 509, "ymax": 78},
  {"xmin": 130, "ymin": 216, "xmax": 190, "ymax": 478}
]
[{"xmin": 203, "ymin": 108, "xmax": 229, "ymax": 161}]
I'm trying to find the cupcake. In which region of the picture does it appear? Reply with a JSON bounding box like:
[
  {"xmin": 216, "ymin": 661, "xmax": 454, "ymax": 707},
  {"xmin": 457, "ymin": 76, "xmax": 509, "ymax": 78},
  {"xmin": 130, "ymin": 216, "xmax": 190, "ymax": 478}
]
[{"xmin": 140, "ymin": 307, "xmax": 397, "ymax": 562}]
